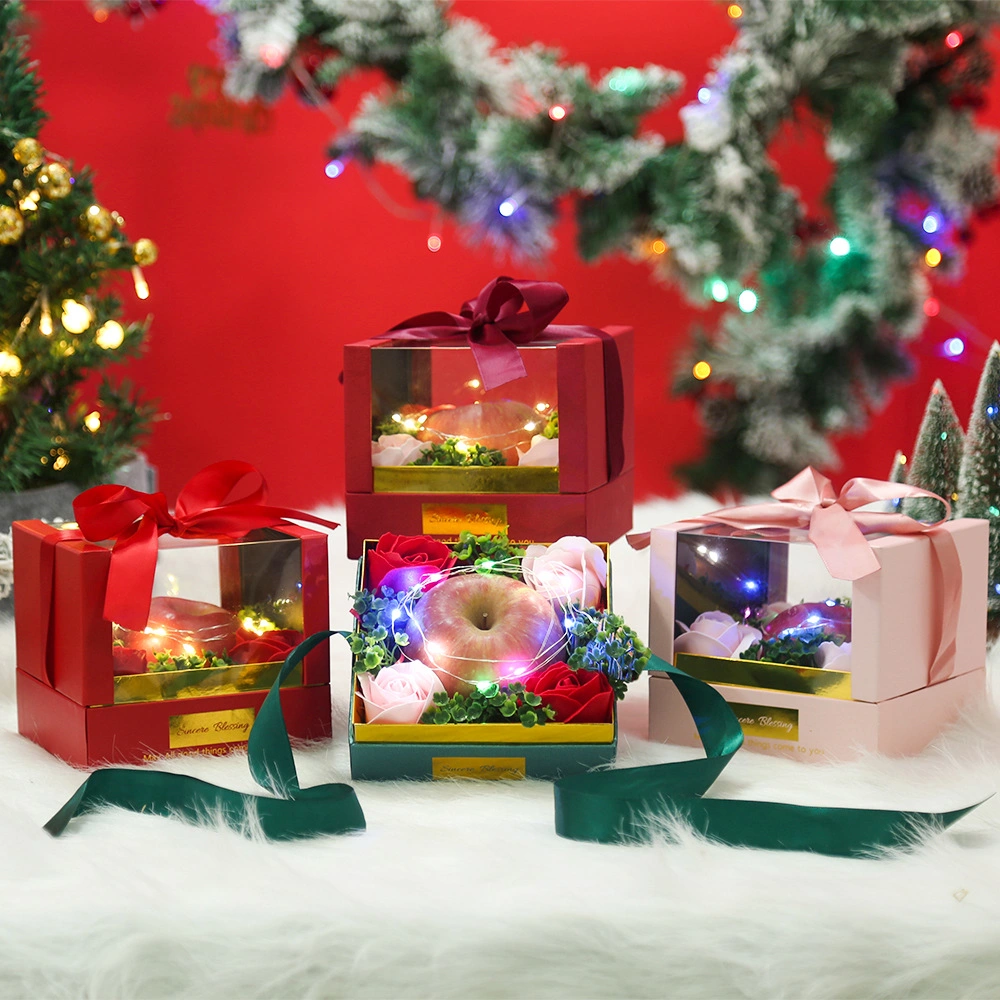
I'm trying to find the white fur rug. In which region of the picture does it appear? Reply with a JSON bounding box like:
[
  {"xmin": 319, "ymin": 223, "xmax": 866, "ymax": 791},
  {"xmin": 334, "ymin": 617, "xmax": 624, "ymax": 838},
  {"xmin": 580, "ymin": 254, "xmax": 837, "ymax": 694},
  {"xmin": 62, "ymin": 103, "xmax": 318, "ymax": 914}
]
[{"xmin": 3, "ymin": 498, "xmax": 1000, "ymax": 1000}]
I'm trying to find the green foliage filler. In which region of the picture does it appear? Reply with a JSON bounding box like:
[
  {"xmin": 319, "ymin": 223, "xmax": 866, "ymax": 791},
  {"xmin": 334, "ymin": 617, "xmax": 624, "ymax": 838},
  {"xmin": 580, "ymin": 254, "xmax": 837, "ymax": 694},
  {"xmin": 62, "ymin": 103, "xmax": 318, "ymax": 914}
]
[
  {"xmin": 542, "ymin": 409, "xmax": 558, "ymax": 440},
  {"xmin": 412, "ymin": 437, "xmax": 505, "ymax": 467},
  {"xmin": 564, "ymin": 607, "xmax": 649, "ymax": 700},
  {"xmin": 739, "ymin": 634, "xmax": 839, "ymax": 669},
  {"xmin": 349, "ymin": 586, "xmax": 412, "ymax": 673},
  {"xmin": 149, "ymin": 650, "xmax": 234, "ymax": 673},
  {"xmin": 0, "ymin": 2, "xmax": 156, "ymax": 491},
  {"xmin": 450, "ymin": 530, "xmax": 525, "ymax": 572},
  {"xmin": 421, "ymin": 682, "xmax": 556, "ymax": 728}
]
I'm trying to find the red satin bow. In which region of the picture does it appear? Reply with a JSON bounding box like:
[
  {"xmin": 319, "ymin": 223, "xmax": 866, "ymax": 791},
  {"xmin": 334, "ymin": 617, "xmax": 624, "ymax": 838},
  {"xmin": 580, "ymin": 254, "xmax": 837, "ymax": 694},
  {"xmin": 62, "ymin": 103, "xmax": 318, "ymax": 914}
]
[
  {"xmin": 382, "ymin": 276, "xmax": 570, "ymax": 391},
  {"xmin": 73, "ymin": 461, "xmax": 339, "ymax": 631}
]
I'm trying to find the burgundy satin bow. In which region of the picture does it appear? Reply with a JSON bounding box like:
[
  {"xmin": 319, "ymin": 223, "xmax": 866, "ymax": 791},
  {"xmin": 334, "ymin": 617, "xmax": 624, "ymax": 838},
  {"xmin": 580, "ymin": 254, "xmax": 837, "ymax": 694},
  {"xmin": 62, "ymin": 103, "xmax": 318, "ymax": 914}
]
[
  {"xmin": 73, "ymin": 460, "xmax": 339, "ymax": 631},
  {"xmin": 382, "ymin": 276, "xmax": 571, "ymax": 391}
]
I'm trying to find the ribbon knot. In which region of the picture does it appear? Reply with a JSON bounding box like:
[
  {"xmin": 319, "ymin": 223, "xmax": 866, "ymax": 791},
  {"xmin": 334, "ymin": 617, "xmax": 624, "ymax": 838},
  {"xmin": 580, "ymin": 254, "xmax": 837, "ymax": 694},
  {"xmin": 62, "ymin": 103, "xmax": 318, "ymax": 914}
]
[{"xmin": 73, "ymin": 460, "xmax": 339, "ymax": 632}]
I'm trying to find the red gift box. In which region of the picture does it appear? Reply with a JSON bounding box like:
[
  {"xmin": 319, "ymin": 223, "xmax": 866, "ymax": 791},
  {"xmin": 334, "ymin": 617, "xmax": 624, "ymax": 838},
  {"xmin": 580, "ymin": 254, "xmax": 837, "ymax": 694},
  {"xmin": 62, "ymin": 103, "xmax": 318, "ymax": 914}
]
[
  {"xmin": 343, "ymin": 278, "xmax": 634, "ymax": 557},
  {"xmin": 14, "ymin": 465, "xmax": 334, "ymax": 766}
]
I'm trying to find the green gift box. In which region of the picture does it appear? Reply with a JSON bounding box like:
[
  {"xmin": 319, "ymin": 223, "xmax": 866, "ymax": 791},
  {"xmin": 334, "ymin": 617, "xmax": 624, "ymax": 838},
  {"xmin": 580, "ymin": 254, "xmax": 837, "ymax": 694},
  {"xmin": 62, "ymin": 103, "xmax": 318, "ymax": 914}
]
[{"xmin": 348, "ymin": 539, "xmax": 618, "ymax": 780}]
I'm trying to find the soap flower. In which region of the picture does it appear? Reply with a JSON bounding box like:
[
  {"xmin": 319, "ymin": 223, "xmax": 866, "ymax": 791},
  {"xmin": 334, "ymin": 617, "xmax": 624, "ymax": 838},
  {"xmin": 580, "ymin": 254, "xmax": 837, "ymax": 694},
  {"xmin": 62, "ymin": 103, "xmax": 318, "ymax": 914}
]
[
  {"xmin": 371, "ymin": 434, "xmax": 431, "ymax": 467},
  {"xmin": 357, "ymin": 659, "xmax": 446, "ymax": 724},
  {"xmin": 517, "ymin": 435, "xmax": 558, "ymax": 467},
  {"xmin": 816, "ymin": 641, "xmax": 852, "ymax": 671},
  {"xmin": 674, "ymin": 610, "xmax": 761, "ymax": 658},
  {"xmin": 522, "ymin": 536, "xmax": 607, "ymax": 609}
]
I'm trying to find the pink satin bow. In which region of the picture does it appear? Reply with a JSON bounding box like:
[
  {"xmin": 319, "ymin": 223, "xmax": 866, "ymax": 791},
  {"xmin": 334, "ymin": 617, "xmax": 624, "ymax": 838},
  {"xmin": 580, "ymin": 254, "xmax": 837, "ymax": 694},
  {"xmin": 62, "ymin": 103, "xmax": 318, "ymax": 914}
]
[{"xmin": 73, "ymin": 460, "xmax": 340, "ymax": 631}]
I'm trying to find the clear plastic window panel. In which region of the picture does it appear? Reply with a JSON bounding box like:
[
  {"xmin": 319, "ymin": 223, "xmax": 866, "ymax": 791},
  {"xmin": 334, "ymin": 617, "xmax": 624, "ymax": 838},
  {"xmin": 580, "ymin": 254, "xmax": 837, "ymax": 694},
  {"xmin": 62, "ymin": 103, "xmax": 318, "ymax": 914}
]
[
  {"xmin": 674, "ymin": 527, "xmax": 853, "ymax": 673},
  {"xmin": 370, "ymin": 343, "xmax": 559, "ymax": 474},
  {"xmin": 110, "ymin": 529, "xmax": 305, "ymax": 703}
]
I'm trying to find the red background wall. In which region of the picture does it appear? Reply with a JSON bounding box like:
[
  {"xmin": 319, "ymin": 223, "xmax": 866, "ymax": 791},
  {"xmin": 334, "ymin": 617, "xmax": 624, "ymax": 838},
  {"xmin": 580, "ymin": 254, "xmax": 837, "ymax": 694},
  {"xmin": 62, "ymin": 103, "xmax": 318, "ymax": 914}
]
[{"xmin": 20, "ymin": 0, "xmax": 1000, "ymax": 509}]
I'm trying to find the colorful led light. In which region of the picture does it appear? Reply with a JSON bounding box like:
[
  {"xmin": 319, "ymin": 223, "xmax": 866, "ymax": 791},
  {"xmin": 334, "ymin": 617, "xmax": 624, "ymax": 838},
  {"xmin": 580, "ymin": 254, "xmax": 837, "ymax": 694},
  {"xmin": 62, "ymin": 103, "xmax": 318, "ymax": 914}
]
[
  {"xmin": 692, "ymin": 360, "xmax": 712, "ymax": 380},
  {"xmin": 923, "ymin": 298, "xmax": 940, "ymax": 317},
  {"xmin": 498, "ymin": 198, "xmax": 518, "ymax": 217},
  {"xmin": 727, "ymin": 3, "xmax": 743, "ymax": 18},
  {"xmin": 324, "ymin": 159, "xmax": 345, "ymax": 179},
  {"xmin": 697, "ymin": 87, "xmax": 712, "ymax": 105},
  {"xmin": 925, "ymin": 247, "xmax": 942, "ymax": 267},
  {"xmin": 945, "ymin": 31, "xmax": 963, "ymax": 48},
  {"xmin": 427, "ymin": 234, "xmax": 442, "ymax": 252},
  {"xmin": 922, "ymin": 213, "xmax": 941, "ymax": 234},
  {"xmin": 710, "ymin": 279, "xmax": 729, "ymax": 302},
  {"xmin": 548, "ymin": 105, "xmax": 567, "ymax": 121},
  {"xmin": 829, "ymin": 236, "xmax": 850, "ymax": 256},
  {"xmin": 737, "ymin": 289, "xmax": 758, "ymax": 313},
  {"xmin": 944, "ymin": 336, "xmax": 965, "ymax": 357},
  {"xmin": 651, "ymin": 239, "xmax": 667, "ymax": 255}
]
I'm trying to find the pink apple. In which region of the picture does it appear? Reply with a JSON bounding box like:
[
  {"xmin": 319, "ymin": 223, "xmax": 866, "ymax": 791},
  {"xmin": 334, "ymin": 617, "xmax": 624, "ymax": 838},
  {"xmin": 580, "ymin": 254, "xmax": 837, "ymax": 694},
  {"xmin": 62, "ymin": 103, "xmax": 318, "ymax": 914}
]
[
  {"xmin": 115, "ymin": 596, "xmax": 238, "ymax": 663},
  {"xmin": 406, "ymin": 574, "xmax": 564, "ymax": 695}
]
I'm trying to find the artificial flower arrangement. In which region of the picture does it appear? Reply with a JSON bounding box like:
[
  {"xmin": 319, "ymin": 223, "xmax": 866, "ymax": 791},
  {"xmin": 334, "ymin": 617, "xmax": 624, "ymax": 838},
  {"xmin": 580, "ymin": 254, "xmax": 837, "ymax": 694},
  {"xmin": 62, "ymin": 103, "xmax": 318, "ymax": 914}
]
[
  {"xmin": 677, "ymin": 600, "xmax": 852, "ymax": 673},
  {"xmin": 348, "ymin": 530, "xmax": 648, "ymax": 780},
  {"xmin": 371, "ymin": 402, "xmax": 559, "ymax": 469}
]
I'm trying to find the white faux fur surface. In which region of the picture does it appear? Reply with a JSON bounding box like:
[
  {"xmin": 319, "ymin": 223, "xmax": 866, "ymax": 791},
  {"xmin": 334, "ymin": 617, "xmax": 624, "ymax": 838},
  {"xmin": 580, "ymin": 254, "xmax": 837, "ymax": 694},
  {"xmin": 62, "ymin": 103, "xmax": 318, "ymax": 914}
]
[{"xmin": 3, "ymin": 497, "xmax": 1000, "ymax": 1000}]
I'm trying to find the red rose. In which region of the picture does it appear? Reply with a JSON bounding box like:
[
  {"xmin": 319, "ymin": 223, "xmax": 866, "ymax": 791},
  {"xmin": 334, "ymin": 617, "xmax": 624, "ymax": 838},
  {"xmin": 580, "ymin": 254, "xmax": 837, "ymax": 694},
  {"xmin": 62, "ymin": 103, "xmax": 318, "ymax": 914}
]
[
  {"xmin": 523, "ymin": 663, "xmax": 614, "ymax": 724},
  {"xmin": 229, "ymin": 628, "xmax": 303, "ymax": 665},
  {"xmin": 112, "ymin": 646, "xmax": 149, "ymax": 676},
  {"xmin": 366, "ymin": 532, "xmax": 456, "ymax": 592}
]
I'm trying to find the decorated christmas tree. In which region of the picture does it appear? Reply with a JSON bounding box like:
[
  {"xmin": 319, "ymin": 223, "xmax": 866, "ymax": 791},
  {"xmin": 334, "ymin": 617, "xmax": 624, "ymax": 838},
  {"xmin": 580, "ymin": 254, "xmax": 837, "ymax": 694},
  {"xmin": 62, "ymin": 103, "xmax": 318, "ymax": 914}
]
[
  {"xmin": 957, "ymin": 342, "xmax": 1000, "ymax": 611},
  {"xmin": 0, "ymin": 1, "xmax": 155, "ymax": 493},
  {"xmin": 902, "ymin": 380, "xmax": 964, "ymax": 522}
]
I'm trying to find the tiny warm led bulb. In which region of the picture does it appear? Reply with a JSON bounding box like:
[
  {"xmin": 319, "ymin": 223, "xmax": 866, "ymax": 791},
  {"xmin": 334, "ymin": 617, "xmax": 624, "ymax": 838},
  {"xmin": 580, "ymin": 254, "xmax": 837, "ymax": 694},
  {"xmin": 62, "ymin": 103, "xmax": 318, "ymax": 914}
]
[
  {"xmin": 132, "ymin": 266, "xmax": 149, "ymax": 300},
  {"xmin": 0, "ymin": 350, "xmax": 22, "ymax": 377},
  {"xmin": 95, "ymin": 320, "xmax": 125, "ymax": 350},
  {"xmin": 692, "ymin": 360, "xmax": 712, "ymax": 380},
  {"xmin": 84, "ymin": 410, "xmax": 101, "ymax": 432},
  {"xmin": 60, "ymin": 298, "xmax": 93, "ymax": 334},
  {"xmin": 925, "ymin": 247, "xmax": 943, "ymax": 267}
]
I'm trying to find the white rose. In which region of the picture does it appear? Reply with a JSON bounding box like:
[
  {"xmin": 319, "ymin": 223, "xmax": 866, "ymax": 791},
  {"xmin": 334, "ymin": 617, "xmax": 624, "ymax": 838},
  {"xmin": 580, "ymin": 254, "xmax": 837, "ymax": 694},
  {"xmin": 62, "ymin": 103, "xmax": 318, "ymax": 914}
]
[
  {"xmin": 517, "ymin": 434, "xmax": 559, "ymax": 467},
  {"xmin": 522, "ymin": 536, "xmax": 607, "ymax": 609},
  {"xmin": 371, "ymin": 434, "xmax": 431, "ymax": 467},
  {"xmin": 674, "ymin": 610, "xmax": 761, "ymax": 658},
  {"xmin": 358, "ymin": 659, "xmax": 446, "ymax": 725},
  {"xmin": 815, "ymin": 641, "xmax": 851, "ymax": 671}
]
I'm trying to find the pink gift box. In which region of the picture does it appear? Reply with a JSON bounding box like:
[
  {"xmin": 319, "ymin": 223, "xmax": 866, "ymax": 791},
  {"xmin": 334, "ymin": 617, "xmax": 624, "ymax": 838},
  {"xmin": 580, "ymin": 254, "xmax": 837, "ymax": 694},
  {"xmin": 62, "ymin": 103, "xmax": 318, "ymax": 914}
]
[{"xmin": 646, "ymin": 517, "xmax": 989, "ymax": 760}]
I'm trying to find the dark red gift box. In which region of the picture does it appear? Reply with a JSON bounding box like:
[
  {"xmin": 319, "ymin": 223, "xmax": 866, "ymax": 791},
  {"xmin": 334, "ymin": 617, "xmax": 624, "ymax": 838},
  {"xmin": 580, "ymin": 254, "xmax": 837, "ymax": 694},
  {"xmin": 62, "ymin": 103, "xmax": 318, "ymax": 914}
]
[
  {"xmin": 14, "ymin": 466, "xmax": 334, "ymax": 767},
  {"xmin": 343, "ymin": 278, "xmax": 634, "ymax": 557}
]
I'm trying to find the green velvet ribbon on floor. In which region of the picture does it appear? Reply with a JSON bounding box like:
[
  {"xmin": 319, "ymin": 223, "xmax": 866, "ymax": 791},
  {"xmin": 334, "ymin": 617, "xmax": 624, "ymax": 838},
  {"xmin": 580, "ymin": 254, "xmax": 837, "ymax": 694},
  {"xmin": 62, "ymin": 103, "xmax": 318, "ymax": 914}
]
[
  {"xmin": 45, "ymin": 631, "xmax": 366, "ymax": 840},
  {"xmin": 553, "ymin": 655, "xmax": 985, "ymax": 856}
]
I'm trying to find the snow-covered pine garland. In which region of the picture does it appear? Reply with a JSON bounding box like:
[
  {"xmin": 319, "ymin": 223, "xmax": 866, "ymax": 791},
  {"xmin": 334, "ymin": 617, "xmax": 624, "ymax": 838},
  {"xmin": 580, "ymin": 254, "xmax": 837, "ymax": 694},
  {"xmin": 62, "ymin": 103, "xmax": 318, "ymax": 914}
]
[{"xmin": 96, "ymin": 0, "xmax": 1000, "ymax": 492}]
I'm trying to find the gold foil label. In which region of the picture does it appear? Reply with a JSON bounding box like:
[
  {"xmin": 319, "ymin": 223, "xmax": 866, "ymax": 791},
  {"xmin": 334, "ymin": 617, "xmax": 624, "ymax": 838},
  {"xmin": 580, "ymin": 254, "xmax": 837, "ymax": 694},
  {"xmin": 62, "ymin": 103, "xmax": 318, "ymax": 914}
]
[
  {"xmin": 729, "ymin": 702, "xmax": 799, "ymax": 741},
  {"xmin": 421, "ymin": 503, "xmax": 508, "ymax": 536},
  {"xmin": 431, "ymin": 756, "xmax": 526, "ymax": 780},
  {"xmin": 675, "ymin": 653, "xmax": 852, "ymax": 700},
  {"xmin": 169, "ymin": 707, "xmax": 256, "ymax": 749}
]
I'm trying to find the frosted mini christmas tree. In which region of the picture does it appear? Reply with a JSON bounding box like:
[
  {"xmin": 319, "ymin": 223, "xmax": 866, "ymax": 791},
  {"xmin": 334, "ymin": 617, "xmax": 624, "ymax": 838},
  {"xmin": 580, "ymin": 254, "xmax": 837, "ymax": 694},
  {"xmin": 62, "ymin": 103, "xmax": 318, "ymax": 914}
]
[
  {"xmin": 957, "ymin": 342, "xmax": 1000, "ymax": 611},
  {"xmin": 903, "ymin": 380, "xmax": 964, "ymax": 522}
]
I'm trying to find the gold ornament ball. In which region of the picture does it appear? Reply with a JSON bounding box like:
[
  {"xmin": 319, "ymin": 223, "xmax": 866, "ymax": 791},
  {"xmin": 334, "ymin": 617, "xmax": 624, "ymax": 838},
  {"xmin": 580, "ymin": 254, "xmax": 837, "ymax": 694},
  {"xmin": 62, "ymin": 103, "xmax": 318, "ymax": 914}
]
[
  {"xmin": 133, "ymin": 238, "xmax": 158, "ymax": 267},
  {"xmin": 82, "ymin": 204, "xmax": 114, "ymax": 241},
  {"xmin": 0, "ymin": 205, "xmax": 25, "ymax": 245},
  {"xmin": 38, "ymin": 162, "xmax": 72, "ymax": 200},
  {"xmin": 12, "ymin": 137, "xmax": 43, "ymax": 170}
]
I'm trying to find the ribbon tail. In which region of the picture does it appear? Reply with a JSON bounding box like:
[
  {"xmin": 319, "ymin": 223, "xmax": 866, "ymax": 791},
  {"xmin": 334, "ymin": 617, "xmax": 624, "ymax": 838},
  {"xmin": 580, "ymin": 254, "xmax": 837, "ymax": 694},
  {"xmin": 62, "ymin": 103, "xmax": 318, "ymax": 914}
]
[
  {"xmin": 809, "ymin": 503, "xmax": 882, "ymax": 581},
  {"xmin": 554, "ymin": 656, "xmax": 986, "ymax": 855},
  {"xmin": 46, "ymin": 631, "xmax": 365, "ymax": 840},
  {"xmin": 469, "ymin": 333, "xmax": 527, "ymax": 391},
  {"xmin": 927, "ymin": 529, "xmax": 962, "ymax": 684},
  {"xmin": 103, "ymin": 515, "xmax": 161, "ymax": 631}
]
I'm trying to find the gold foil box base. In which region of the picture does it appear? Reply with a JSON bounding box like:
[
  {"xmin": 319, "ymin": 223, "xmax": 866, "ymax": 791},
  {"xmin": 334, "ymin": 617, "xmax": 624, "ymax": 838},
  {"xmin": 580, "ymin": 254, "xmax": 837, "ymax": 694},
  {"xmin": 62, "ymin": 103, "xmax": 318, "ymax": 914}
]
[
  {"xmin": 374, "ymin": 465, "xmax": 558, "ymax": 494},
  {"xmin": 675, "ymin": 652, "xmax": 852, "ymax": 700},
  {"xmin": 113, "ymin": 659, "xmax": 303, "ymax": 704}
]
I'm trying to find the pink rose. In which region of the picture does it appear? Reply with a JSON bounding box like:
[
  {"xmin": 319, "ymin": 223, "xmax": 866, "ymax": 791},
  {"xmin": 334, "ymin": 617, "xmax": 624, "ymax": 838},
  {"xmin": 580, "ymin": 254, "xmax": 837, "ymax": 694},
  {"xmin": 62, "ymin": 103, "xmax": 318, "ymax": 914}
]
[
  {"xmin": 674, "ymin": 610, "xmax": 761, "ymax": 658},
  {"xmin": 372, "ymin": 434, "xmax": 431, "ymax": 467},
  {"xmin": 522, "ymin": 536, "xmax": 607, "ymax": 609},
  {"xmin": 357, "ymin": 659, "xmax": 446, "ymax": 724}
]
